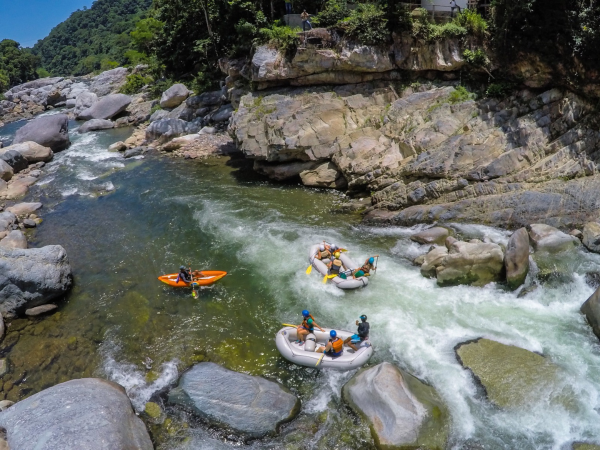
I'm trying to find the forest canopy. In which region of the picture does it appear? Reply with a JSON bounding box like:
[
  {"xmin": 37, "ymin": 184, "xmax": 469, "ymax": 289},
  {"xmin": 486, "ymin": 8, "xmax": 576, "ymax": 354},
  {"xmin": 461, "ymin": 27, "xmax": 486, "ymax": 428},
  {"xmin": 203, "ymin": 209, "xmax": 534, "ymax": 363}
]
[{"xmin": 0, "ymin": 40, "xmax": 40, "ymax": 92}]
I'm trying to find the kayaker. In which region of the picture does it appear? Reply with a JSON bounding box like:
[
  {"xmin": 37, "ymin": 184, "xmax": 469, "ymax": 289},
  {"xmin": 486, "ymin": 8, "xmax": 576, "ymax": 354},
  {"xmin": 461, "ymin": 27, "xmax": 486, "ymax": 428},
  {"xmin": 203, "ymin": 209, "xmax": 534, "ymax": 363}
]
[
  {"xmin": 297, "ymin": 309, "xmax": 324, "ymax": 344},
  {"xmin": 176, "ymin": 266, "xmax": 192, "ymax": 283},
  {"xmin": 345, "ymin": 315, "xmax": 369, "ymax": 351},
  {"xmin": 191, "ymin": 270, "xmax": 206, "ymax": 280},
  {"xmin": 327, "ymin": 252, "xmax": 344, "ymax": 275},
  {"xmin": 315, "ymin": 244, "xmax": 331, "ymax": 260},
  {"xmin": 317, "ymin": 330, "xmax": 344, "ymax": 356}
]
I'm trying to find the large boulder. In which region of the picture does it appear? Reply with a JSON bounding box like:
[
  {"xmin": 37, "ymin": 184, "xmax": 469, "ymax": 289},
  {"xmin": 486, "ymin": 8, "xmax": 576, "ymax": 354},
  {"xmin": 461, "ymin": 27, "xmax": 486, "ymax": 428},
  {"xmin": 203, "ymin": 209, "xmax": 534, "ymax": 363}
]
[
  {"xmin": 581, "ymin": 285, "xmax": 600, "ymax": 341},
  {"xmin": 420, "ymin": 246, "xmax": 449, "ymax": 278},
  {"xmin": 77, "ymin": 94, "xmax": 131, "ymax": 121},
  {"xmin": 299, "ymin": 161, "xmax": 347, "ymax": 189},
  {"xmin": 146, "ymin": 118, "xmax": 201, "ymax": 143},
  {"xmin": 73, "ymin": 91, "xmax": 98, "ymax": 116},
  {"xmin": 168, "ymin": 362, "xmax": 299, "ymax": 437},
  {"xmin": 505, "ymin": 227, "xmax": 530, "ymax": 289},
  {"xmin": 455, "ymin": 338, "xmax": 564, "ymax": 409},
  {"xmin": 411, "ymin": 227, "xmax": 450, "ymax": 245},
  {"xmin": 0, "ymin": 160, "xmax": 13, "ymax": 182},
  {"xmin": 160, "ymin": 83, "xmax": 190, "ymax": 108},
  {"xmin": 186, "ymin": 90, "xmax": 223, "ymax": 108},
  {"xmin": 0, "ymin": 245, "xmax": 72, "ymax": 315},
  {"xmin": 0, "ymin": 378, "xmax": 153, "ymax": 450},
  {"xmin": 78, "ymin": 119, "xmax": 114, "ymax": 133},
  {"xmin": 342, "ymin": 362, "xmax": 448, "ymax": 449},
  {"xmin": 527, "ymin": 224, "xmax": 580, "ymax": 253},
  {"xmin": 90, "ymin": 67, "xmax": 129, "ymax": 96},
  {"xmin": 12, "ymin": 114, "xmax": 70, "ymax": 151},
  {"xmin": 6, "ymin": 202, "xmax": 42, "ymax": 216},
  {"xmin": 0, "ymin": 231, "xmax": 27, "ymax": 249},
  {"xmin": 0, "ymin": 150, "xmax": 28, "ymax": 173},
  {"xmin": 1, "ymin": 141, "xmax": 53, "ymax": 163},
  {"xmin": 582, "ymin": 222, "xmax": 600, "ymax": 254},
  {"xmin": 434, "ymin": 240, "xmax": 505, "ymax": 286}
]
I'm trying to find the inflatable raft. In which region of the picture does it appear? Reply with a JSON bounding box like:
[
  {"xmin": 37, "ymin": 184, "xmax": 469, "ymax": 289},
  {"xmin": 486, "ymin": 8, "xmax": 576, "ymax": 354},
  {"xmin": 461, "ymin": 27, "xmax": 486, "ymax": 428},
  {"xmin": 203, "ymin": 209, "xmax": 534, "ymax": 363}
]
[
  {"xmin": 308, "ymin": 244, "xmax": 369, "ymax": 290},
  {"xmin": 158, "ymin": 271, "xmax": 227, "ymax": 287},
  {"xmin": 275, "ymin": 326, "xmax": 373, "ymax": 370}
]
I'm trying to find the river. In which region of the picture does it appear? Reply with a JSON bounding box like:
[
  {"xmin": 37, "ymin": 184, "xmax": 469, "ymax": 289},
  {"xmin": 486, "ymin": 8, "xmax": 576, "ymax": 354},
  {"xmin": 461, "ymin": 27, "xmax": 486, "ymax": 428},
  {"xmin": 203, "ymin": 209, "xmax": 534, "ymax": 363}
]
[{"xmin": 2, "ymin": 117, "xmax": 600, "ymax": 449}]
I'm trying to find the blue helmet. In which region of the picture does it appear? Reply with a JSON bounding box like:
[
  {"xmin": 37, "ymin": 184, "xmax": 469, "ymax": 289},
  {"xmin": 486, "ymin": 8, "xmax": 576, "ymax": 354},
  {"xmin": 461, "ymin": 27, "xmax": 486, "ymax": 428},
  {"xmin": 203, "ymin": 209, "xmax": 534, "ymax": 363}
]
[
  {"xmin": 180, "ymin": 265, "xmax": 186, "ymax": 270},
  {"xmin": 302, "ymin": 310, "xmax": 310, "ymax": 317},
  {"xmin": 369, "ymin": 257, "xmax": 375, "ymax": 264},
  {"xmin": 330, "ymin": 330, "xmax": 337, "ymax": 338}
]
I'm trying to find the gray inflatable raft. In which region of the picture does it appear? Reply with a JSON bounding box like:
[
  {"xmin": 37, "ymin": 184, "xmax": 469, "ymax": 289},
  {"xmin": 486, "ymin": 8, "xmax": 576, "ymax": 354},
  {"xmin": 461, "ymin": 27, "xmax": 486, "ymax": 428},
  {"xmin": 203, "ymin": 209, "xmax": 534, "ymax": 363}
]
[
  {"xmin": 275, "ymin": 326, "xmax": 373, "ymax": 370},
  {"xmin": 308, "ymin": 244, "xmax": 369, "ymax": 290}
]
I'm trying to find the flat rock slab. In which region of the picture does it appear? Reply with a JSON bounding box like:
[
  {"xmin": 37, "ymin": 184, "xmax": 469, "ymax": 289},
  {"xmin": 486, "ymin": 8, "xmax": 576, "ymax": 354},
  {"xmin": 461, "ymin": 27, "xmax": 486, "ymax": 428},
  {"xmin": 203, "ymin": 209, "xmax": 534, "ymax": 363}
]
[
  {"xmin": 455, "ymin": 338, "xmax": 565, "ymax": 409},
  {"xmin": 25, "ymin": 304, "xmax": 58, "ymax": 316},
  {"xmin": 169, "ymin": 362, "xmax": 299, "ymax": 437},
  {"xmin": 342, "ymin": 362, "xmax": 448, "ymax": 449},
  {"xmin": 7, "ymin": 202, "xmax": 42, "ymax": 216},
  {"xmin": 0, "ymin": 378, "xmax": 153, "ymax": 450},
  {"xmin": 411, "ymin": 227, "xmax": 450, "ymax": 245}
]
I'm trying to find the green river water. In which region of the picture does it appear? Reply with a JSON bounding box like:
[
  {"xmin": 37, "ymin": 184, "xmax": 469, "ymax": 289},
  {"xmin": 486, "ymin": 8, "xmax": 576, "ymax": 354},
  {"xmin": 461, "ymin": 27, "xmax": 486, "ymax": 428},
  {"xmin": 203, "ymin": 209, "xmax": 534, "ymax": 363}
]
[{"xmin": 2, "ymin": 118, "xmax": 600, "ymax": 449}]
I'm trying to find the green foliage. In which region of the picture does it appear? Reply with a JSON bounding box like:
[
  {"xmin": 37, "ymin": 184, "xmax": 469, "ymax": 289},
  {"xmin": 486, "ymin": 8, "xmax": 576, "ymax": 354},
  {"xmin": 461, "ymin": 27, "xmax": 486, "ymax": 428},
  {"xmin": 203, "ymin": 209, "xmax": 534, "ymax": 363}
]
[
  {"xmin": 32, "ymin": 0, "xmax": 152, "ymax": 76},
  {"xmin": 339, "ymin": 3, "xmax": 389, "ymax": 45},
  {"xmin": 463, "ymin": 48, "xmax": 489, "ymax": 67},
  {"xmin": 0, "ymin": 40, "xmax": 40, "ymax": 88},
  {"xmin": 386, "ymin": 2, "xmax": 413, "ymax": 33},
  {"xmin": 119, "ymin": 73, "xmax": 152, "ymax": 94},
  {"xmin": 36, "ymin": 67, "xmax": 51, "ymax": 78},
  {"xmin": 448, "ymin": 85, "xmax": 475, "ymax": 104},
  {"xmin": 313, "ymin": 0, "xmax": 349, "ymax": 28},
  {"xmin": 412, "ymin": 12, "xmax": 467, "ymax": 41},
  {"xmin": 130, "ymin": 18, "xmax": 163, "ymax": 54},
  {"xmin": 485, "ymin": 81, "xmax": 515, "ymax": 98},
  {"xmin": 147, "ymin": 78, "xmax": 173, "ymax": 99},
  {"xmin": 100, "ymin": 59, "xmax": 119, "ymax": 72},
  {"xmin": 257, "ymin": 24, "xmax": 300, "ymax": 54},
  {"xmin": 150, "ymin": 103, "xmax": 162, "ymax": 115},
  {"xmin": 454, "ymin": 10, "xmax": 488, "ymax": 38}
]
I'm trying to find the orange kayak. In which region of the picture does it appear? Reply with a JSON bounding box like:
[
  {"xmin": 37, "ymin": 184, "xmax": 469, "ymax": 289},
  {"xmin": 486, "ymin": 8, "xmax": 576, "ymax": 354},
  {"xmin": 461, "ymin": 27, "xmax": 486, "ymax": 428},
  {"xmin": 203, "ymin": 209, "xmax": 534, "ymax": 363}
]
[{"xmin": 158, "ymin": 271, "xmax": 228, "ymax": 287}]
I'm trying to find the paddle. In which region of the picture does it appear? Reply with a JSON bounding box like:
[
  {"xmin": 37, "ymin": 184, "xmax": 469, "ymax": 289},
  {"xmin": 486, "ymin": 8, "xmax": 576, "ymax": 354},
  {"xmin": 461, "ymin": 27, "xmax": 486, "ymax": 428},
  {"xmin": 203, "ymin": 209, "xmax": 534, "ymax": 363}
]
[
  {"xmin": 282, "ymin": 323, "xmax": 297, "ymax": 328},
  {"xmin": 322, "ymin": 273, "xmax": 338, "ymax": 283},
  {"xmin": 315, "ymin": 353, "xmax": 325, "ymax": 367},
  {"xmin": 373, "ymin": 255, "xmax": 379, "ymax": 276},
  {"xmin": 306, "ymin": 251, "xmax": 318, "ymax": 275}
]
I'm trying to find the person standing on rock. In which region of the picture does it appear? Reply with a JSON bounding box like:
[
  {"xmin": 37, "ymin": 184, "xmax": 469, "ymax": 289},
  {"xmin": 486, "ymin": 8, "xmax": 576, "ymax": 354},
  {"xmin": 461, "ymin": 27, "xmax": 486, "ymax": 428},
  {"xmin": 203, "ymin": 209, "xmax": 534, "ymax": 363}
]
[
  {"xmin": 450, "ymin": 0, "xmax": 461, "ymax": 17},
  {"xmin": 344, "ymin": 315, "xmax": 370, "ymax": 351},
  {"xmin": 301, "ymin": 10, "xmax": 312, "ymax": 31}
]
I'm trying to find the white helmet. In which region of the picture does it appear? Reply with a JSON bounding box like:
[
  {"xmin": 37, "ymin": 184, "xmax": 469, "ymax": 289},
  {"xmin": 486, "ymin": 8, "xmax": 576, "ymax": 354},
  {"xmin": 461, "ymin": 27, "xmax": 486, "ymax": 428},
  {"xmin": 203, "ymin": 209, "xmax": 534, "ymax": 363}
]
[
  {"xmin": 330, "ymin": 244, "xmax": 338, "ymax": 251},
  {"xmin": 320, "ymin": 244, "xmax": 325, "ymax": 251}
]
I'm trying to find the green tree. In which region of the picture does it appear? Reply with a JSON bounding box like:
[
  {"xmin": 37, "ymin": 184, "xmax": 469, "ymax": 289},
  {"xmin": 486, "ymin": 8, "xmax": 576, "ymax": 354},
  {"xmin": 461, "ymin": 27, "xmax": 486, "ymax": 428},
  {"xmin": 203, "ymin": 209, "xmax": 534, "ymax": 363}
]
[{"xmin": 0, "ymin": 40, "xmax": 40, "ymax": 87}]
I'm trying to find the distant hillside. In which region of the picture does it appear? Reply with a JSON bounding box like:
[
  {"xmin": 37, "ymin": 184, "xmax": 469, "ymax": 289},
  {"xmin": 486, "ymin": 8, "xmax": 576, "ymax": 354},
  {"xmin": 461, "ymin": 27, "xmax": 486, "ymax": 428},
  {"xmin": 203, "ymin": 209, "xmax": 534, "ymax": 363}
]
[{"xmin": 32, "ymin": 0, "xmax": 152, "ymax": 76}]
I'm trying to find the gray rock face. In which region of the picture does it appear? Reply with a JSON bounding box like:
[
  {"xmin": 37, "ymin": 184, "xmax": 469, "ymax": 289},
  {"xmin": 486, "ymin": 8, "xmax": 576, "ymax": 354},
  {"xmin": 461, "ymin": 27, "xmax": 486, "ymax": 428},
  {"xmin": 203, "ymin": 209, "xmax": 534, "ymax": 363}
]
[
  {"xmin": 160, "ymin": 83, "xmax": 190, "ymax": 108},
  {"xmin": 581, "ymin": 285, "xmax": 600, "ymax": 341},
  {"xmin": 0, "ymin": 160, "xmax": 13, "ymax": 182},
  {"xmin": 0, "ymin": 378, "xmax": 153, "ymax": 450},
  {"xmin": 146, "ymin": 118, "xmax": 200, "ymax": 142},
  {"xmin": 299, "ymin": 161, "xmax": 347, "ymax": 188},
  {"xmin": 0, "ymin": 150, "xmax": 28, "ymax": 173},
  {"xmin": 342, "ymin": 362, "xmax": 448, "ymax": 449},
  {"xmin": 582, "ymin": 222, "xmax": 600, "ymax": 254},
  {"xmin": 211, "ymin": 104, "xmax": 234, "ymax": 122},
  {"xmin": 169, "ymin": 362, "xmax": 299, "ymax": 437},
  {"xmin": 90, "ymin": 67, "xmax": 129, "ymax": 96},
  {"xmin": 505, "ymin": 227, "xmax": 530, "ymax": 290},
  {"xmin": 77, "ymin": 94, "xmax": 131, "ymax": 121},
  {"xmin": 149, "ymin": 109, "xmax": 168, "ymax": 123},
  {"xmin": 13, "ymin": 114, "xmax": 70, "ymax": 151},
  {"xmin": 0, "ymin": 245, "xmax": 72, "ymax": 315},
  {"xmin": 0, "ymin": 231, "xmax": 27, "ymax": 249},
  {"xmin": 78, "ymin": 119, "xmax": 114, "ymax": 133},
  {"xmin": 528, "ymin": 224, "xmax": 580, "ymax": 253},
  {"xmin": 1, "ymin": 141, "xmax": 53, "ymax": 163},
  {"xmin": 73, "ymin": 91, "xmax": 98, "ymax": 116},
  {"xmin": 411, "ymin": 227, "xmax": 450, "ymax": 245}
]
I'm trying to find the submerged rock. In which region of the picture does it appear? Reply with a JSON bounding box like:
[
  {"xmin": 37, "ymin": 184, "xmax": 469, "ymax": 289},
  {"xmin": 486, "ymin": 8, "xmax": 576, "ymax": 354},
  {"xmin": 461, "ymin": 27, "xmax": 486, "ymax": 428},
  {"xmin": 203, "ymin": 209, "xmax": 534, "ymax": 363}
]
[
  {"xmin": 527, "ymin": 224, "xmax": 580, "ymax": 253},
  {"xmin": 0, "ymin": 378, "xmax": 153, "ymax": 450},
  {"xmin": 411, "ymin": 227, "xmax": 450, "ymax": 245},
  {"xmin": 169, "ymin": 362, "xmax": 299, "ymax": 437},
  {"xmin": 0, "ymin": 245, "xmax": 72, "ymax": 315},
  {"xmin": 13, "ymin": 114, "xmax": 70, "ymax": 152},
  {"xmin": 505, "ymin": 227, "xmax": 530, "ymax": 290},
  {"xmin": 160, "ymin": 83, "xmax": 190, "ymax": 108},
  {"xmin": 455, "ymin": 338, "xmax": 564, "ymax": 409},
  {"xmin": 342, "ymin": 362, "xmax": 448, "ymax": 449}
]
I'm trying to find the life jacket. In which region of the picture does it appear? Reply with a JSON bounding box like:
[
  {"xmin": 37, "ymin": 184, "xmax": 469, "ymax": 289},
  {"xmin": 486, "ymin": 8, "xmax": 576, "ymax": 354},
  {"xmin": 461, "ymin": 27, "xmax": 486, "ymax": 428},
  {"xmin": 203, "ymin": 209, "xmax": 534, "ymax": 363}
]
[
  {"xmin": 318, "ymin": 250, "xmax": 331, "ymax": 260},
  {"xmin": 302, "ymin": 318, "xmax": 314, "ymax": 332},
  {"xmin": 361, "ymin": 263, "xmax": 373, "ymax": 273},
  {"xmin": 330, "ymin": 259, "xmax": 343, "ymax": 274},
  {"xmin": 329, "ymin": 337, "xmax": 343, "ymax": 356}
]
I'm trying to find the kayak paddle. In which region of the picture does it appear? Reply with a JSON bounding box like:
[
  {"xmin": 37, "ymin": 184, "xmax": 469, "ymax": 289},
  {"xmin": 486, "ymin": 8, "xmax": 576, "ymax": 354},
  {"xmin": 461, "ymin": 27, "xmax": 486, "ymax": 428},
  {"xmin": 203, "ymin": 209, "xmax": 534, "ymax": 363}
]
[
  {"xmin": 315, "ymin": 353, "xmax": 325, "ymax": 367},
  {"xmin": 282, "ymin": 323, "xmax": 297, "ymax": 328}
]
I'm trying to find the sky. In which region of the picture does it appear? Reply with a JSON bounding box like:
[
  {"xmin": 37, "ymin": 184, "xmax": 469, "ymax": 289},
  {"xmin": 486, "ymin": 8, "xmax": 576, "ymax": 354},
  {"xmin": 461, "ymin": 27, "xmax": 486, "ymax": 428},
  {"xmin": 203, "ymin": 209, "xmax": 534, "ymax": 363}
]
[{"xmin": 0, "ymin": 0, "xmax": 94, "ymax": 48}]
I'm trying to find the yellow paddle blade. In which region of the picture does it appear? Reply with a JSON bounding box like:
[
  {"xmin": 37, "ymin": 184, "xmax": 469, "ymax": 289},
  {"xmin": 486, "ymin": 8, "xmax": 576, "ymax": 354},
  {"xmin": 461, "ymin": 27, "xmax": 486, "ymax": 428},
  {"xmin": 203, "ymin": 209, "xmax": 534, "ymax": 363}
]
[
  {"xmin": 282, "ymin": 323, "xmax": 296, "ymax": 328},
  {"xmin": 306, "ymin": 265, "xmax": 313, "ymax": 275},
  {"xmin": 328, "ymin": 274, "xmax": 337, "ymax": 279},
  {"xmin": 315, "ymin": 353, "xmax": 325, "ymax": 367},
  {"xmin": 322, "ymin": 275, "xmax": 328, "ymax": 283}
]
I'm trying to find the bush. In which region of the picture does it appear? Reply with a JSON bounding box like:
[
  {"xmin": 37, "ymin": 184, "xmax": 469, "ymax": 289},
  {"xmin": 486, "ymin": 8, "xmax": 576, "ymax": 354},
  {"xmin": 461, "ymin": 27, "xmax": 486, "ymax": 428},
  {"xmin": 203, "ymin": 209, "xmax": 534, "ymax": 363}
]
[
  {"xmin": 463, "ymin": 48, "xmax": 489, "ymax": 67},
  {"xmin": 485, "ymin": 81, "xmax": 515, "ymax": 98},
  {"xmin": 256, "ymin": 24, "xmax": 300, "ymax": 55},
  {"xmin": 147, "ymin": 78, "xmax": 173, "ymax": 99},
  {"xmin": 119, "ymin": 73, "xmax": 152, "ymax": 94},
  {"xmin": 411, "ymin": 10, "xmax": 467, "ymax": 41},
  {"xmin": 36, "ymin": 67, "xmax": 51, "ymax": 78},
  {"xmin": 448, "ymin": 85, "xmax": 475, "ymax": 104},
  {"xmin": 339, "ymin": 3, "xmax": 389, "ymax": 45},
  {"xmin": 313, "ymin": 0, "xmax": 349, "ymax": 28},
  {"xmin": 455, "ymin": 10, "xmax": 488, "ymax": 38}
]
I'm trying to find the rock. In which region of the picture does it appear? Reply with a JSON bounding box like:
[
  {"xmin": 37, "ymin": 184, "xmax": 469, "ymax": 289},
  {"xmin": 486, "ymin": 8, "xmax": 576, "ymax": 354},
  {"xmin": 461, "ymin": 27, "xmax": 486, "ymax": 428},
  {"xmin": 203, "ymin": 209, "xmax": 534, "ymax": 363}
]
[
  {"xmin": 0, "ymin": 230, "xmax": 27, "ymax": 249},
  {"xmin": 146, "ymin": 118, "xmax": 200, "ymax": 143},
  {"xmin": 505, "ymin": 227, "xmax": 530, "ymax": 289},
  {"xmin": 573, "ymin": 443, "xmax": 600, "ymax": 450},
  {"xmin": 160, "ymin": 83, "xmax": 190, "ymax": 108},
  {"xmin": 0, "ymin": 245, "xmax": 72, "ymax": 316},
  {"xmin": 168, "ymin": 362, "xmax": 299, "ymax": 437},
  {"xmin": 299, "ymin": 161, "xmax": 347, "ymax": 189},
  {"xmin": 124, "ymin": 147, "xmax": 145, "ymax": 159},
  {"xmin": 254, "ymin": 160, "xmax": 319, "ymax": 181},
  {"xmin": 570, "ymin": 229, "xmax": 584, "ymax": 240},
  {"xmin": 25, "ymin": 303, "xmax": 58, "ymax": 316},
  {"xmin": 21, "ymin": 219, "xmax": 36, "ymax": 228},
  {"xmin": 211, "ymin": 104, "xmax": 234, "ymax": 122},
  {"xmin": 527, "ymin": 224, "xmax": 580, "ymax": 253},
  {"xmin": 435, "ymin": 240, "xmax": 505, "ymax": 286},
  {"xmin": 0, "ymin": 359, "xmax": 7, "ymax": 377},
  {"xmin": 1, "ymin": 141, "xmax": 53, "ymax": 163},
  {"xmin": 149, "ymin": 109, "xmax": 168, "ymax": 123},
  {"xmin": 0, "ymin": 160, "xmax": 13, "ymax": 182},
  {"xmin": 0, "ymin": 378, "xmax": 153, "ymax": 450},
  {"xmin": 581, "ymin": 285, "xmax": 600, "ymax": 341},
  {"xmin": 186, "ymin": 90, "xmax": 223, "ymax": 108},
  {"xmin": 0, "ymin": 150, "xmax": 28, "ymax": 173},
  {"xmin": 77, "ymin": 94, "xmax": 131, "ymax": 121},
  {"xmin": 0, "ymin": 212, "xmax": 16, "ymax": 232},
  {"xmin": 455, "ymin": 338, "xmax": 564, "ymax": 409},
  {"xmin": 13, "ymin": 114, "xmax": 70, "ymax": 152},
  {"xmin": 199, "ymin": 126, "xmax": 216, "ymax": 135},
  {"xmin": 108, "ymin": 141, "xmax": 126, "ymax": 152},
  {"xmin": 90, "ymin": 67, "xmax": 129, "ymax": 96},
  {"xmin": 73, "ymin": 91, "xmax": 98, "ymax": 116},
  {"xmin": 342, "ymin": 362, "xmax": 448, "ymax": 449},
  {"xmin": 0, "ymin": 400, "xmax": 14, "ymax": 411},
  {"xmin": 411, "ymin": 227, "xmax": 450, "ymax": 245},
  {"xmin": 0, "ymin": 176, "xmax": 37, "ymax": 200},
  {"xmin": 582, "ymin": 222, "xmax": 600, "ymax": 253},
  {"xmin": 144, "ymin": 401, "xmax": 162, "ymax": 419},
  {"xmin": 414, "ymin": 254, "xmax": 426, "ymax": 265},
  {"xmin": 162, "ymin": 134, "xmax": 200, "ymax": 152},
  {"xmin": 78, "ymin": 119, "xmax": 114, "ymax": 133},
  {"xmin": 420, "ymin": 246, "xmax": 448, "ymax": 278}
]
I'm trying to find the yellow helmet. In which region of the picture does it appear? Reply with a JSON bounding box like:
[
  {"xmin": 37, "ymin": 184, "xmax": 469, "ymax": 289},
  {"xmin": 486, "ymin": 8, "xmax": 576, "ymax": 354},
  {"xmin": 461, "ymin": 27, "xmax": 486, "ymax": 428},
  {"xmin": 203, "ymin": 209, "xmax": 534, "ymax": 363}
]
[{"xmin": 334, "ymin": 252, "xmax": 340, "ymax": 258}]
